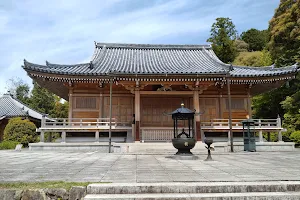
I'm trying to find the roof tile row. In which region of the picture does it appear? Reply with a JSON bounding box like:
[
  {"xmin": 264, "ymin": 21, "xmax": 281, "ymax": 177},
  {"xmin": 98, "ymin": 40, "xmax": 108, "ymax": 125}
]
[{"xmin": 23, "ymin": 42, "xmax": 299, "ymax": 77}]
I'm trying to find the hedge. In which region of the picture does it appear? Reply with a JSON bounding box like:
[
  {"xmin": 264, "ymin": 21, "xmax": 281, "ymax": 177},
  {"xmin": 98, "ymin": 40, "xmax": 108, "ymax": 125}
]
[{"xmin": 4, "ymin": 117, "xmax": 38, "ymax": 147}]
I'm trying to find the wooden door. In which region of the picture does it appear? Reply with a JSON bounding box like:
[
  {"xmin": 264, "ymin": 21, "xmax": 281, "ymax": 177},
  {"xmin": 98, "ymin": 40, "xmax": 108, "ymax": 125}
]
[
  {"xmin": 104, "ymin": 96, "xmax": 133, "ymax": 124},
  {"xmin": 199, "ymin": 98, "xmax": 218, "ymax": 122},
  {"xmin": 141, "ymin": 97, "xmax": 190, "ymax": 127}
]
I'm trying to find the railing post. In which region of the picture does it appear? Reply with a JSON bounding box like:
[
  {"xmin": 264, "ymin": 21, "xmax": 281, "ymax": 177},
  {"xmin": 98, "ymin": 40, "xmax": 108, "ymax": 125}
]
[
  {"xmin": 278, "ymin": 130, "xmax": 283, "ymax": 142},
  {"xmin": 277, "ymin": 115, "xmax": 282, "ymax": 128},
  {"xmin": 63, "ymin": 119, "xmax": 66, "ymax": 127},
  {"xmin": 258, "ymin": 119, "xmax": 262, "ymax": 128},
  {"xmin": 95, "ymin": 131, "xmax": 99, "ymax": 142},
  {"xmin": 61, "ymin": 131, "xmax": 66, "ymax": 143},
  {"xmin": 80, "ymin": 119, "xmax": 82, "ymax": 128},
  {"xmin": 259, "ymin": 130, "xmax": 263, "ymax": 142},
  {"xmin": 40, "ymin": 131, "xmax": 44, "ymax": 143},
  {"xmin": 41, "ymin": 115, "xmax": 46, "ymax": 128},
  {"xmin": 227, "ymin": 131, "xmax": 230, "ymax": 143}
]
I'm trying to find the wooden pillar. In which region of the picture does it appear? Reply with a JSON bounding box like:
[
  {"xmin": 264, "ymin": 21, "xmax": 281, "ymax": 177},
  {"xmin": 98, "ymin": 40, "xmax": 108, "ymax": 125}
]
[
  {"xmin": 218, "ymin": 94, "xmax": 222, "ymax": 118},
  {"xmin": 227, "ymin": 75, "xmax": 234, "ymax": 152},
  {"xmin": 108, "ymin": 79, "xmax": 113, "ymax": 153},
  {"xmin": 193, "ymin": 90, "xmax": 201, "ymax": 141},
  {"xmin": 135, "ymin": 90, "xmax": 140, "ymax": 141},
  {"xmin": 68, "ymin": 89, "xmax": 73, "ymax": 120},
  {"xmin": 99, "ymin": 93, "xmax": 104, "ymax": 118},
  {"xmin": 247, "ymin": 90, "xmax": 252, "ymax": 118}
]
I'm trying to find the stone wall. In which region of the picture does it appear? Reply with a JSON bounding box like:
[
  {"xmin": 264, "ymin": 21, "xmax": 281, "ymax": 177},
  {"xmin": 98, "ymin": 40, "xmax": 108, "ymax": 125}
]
[{"xmin": 0, "ymin": 186, "xmax": 86, "ymax": 200}]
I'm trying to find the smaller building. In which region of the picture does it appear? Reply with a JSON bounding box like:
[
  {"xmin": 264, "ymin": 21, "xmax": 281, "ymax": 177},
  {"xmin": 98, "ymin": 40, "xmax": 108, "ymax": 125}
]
[{"xmin": 0, "ymin": 94, "xmax": 46, "ymax": 141}]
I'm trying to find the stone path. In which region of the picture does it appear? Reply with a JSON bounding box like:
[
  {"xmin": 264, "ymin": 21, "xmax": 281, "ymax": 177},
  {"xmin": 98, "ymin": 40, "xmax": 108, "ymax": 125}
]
[{"xmin": 0, "ymin": 150, "xmax": 300, "ymax": 183}]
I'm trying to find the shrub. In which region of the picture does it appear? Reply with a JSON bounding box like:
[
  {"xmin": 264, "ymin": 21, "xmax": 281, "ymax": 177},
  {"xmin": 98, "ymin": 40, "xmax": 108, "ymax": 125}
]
[
  {"xmin": 262, "ymin": 132, "xmax": 278, "ymax": 142},
  {"xmin": 0, "ymin": 141, "xmax": 19, "ymax": 150},
  {"xmin": 44, "ymin": 132, "xmax": 60, "ymax": 142},
  {"xmin": 290, "ymin": 131, "xmax": 300, "ymax": 144},
  {"xmin": 4, "ymin": 117, "xmax": 38, "ymax": 147}
]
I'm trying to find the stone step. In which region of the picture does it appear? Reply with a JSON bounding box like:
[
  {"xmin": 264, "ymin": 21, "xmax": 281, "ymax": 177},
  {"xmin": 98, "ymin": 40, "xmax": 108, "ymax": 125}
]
[
  {"xmin": 87, "ymin": 181, "xmax": 300, "ymax": 194},
  {"xmin": 84, "ymin": 192, "xmax": 300, "ymax": 200}
]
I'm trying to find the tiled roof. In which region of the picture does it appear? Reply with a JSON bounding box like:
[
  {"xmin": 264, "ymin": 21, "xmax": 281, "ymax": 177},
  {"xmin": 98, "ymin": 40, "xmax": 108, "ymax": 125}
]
[
  {"xmin": 0, "ymin": 94, "xmax": 46, "ymax": 120},
  {"xmin": 230, "ymin": 64, "xmax": 299, "ymax": 77},
  {"xmin": 23, "ymin": 42, "xmax": 299, "ymax": 77}
]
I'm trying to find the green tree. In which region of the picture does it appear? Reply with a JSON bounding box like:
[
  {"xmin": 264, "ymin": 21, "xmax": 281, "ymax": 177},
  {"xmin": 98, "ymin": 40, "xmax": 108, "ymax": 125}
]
[
  {"xmin": 269, "ymin": 0, "xmax": 300, "ymax": 66},
  {"xmin": 207, "ymin": 17, "xmax": 238, "ymax": 63},
  {"xmin": 30, "ymin": 82, "xmax": 55, "ymax": 115},
  {"xmin": 290, "ymin": 131, "xmax": 300, "ymax": 144},
  {"xmin": 234, "ymin": 39, "xmax": 249, "ymax": 52},
  {"xmin": 252, "ymin": 88, "xmax": 289, "ymax": 119},
  {"xmin": 233, "ymin": 50, "xmax": 272, "ymax": 67},
  {"xmin": 259, "ymin": 49, "xmax": 273, "ymax": 66},
  {"xmin": 241, "ymin": 29, "xmax": 269, "ymax": 51},
  {"xmin": 5, "ymin": 78, "xmax": 30, "ymax": 104},
  {"xmin": 4, "ymin": 117, "xmax": 38, "ymax": 146},
  {"xmin": 254, "ymin": 0, "xmax": 300, "ymax": 135},
  {"xmin": 280, "ymin": 75, "xmax": 300, "ymax": 130},
  {"xmin": 51, "ymin": 96, "xmax": 69, "ymax": 118}
]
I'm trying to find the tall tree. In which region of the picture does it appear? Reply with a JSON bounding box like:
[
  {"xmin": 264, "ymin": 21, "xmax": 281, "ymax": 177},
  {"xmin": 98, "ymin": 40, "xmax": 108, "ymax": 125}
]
[
  {"xmin": 5, "ymin": 78, "xmax": 30, "ymax": 104},
  {"xmin": 51, "ymin": 96, "xmax": 69, "ymax": 118},
  {"xmin": 207, "ymin": 17, "xmax": 238, "ymax": 63},
  {"xmin": 241, "ymin": 29, "xmax": 269, "ymax": 51},
  {"xmin": 269, "ymin": 0, "xmax": 300, "ymax": 66},
  {"xmin": 253, "ymin": 0, "xmax": 300, "ymax": 134},
  {"xmin": 30, "ymin": 82, "xmax": 55, "ymax": 115}
]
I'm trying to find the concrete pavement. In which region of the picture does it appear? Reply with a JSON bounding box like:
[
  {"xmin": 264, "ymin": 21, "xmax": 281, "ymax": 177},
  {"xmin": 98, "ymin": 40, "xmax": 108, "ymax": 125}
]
[{"xmin": 0, "ymin": 150, "xmax": 300, "ymax": 183}]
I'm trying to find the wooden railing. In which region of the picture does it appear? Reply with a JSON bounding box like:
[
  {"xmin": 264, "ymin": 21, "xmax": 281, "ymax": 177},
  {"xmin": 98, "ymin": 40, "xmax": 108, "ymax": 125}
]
[
  {"xmin": 201, "ymin": 118, "xmax": 281, "ymax": 130},
  {"xmin": 140, "ymin": 118, "xmax": 282, "ymax": 141},
  {"xmin": 141, "ymin": 128, "xmax": 174, "ymax": 142},
  {"xmin": 41, "ymin": 117, "xmax": 131, "ymax": 129}
]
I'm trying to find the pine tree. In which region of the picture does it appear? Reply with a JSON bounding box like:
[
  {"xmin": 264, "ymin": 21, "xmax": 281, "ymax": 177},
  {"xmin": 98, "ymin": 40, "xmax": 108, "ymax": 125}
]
[
  {"xmin": 30, "ymin": 82, "xmax": 55, "ymax": 115},
  {"xmin": 207, "ymin": 17, "xmax": 238, "ymax": 63}
]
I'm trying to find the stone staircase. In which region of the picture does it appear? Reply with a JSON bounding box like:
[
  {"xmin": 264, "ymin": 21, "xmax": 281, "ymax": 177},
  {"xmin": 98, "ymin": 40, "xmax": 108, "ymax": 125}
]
[{"xmin": 84, "ymin": 181, "xmax": 300, "ymax": 199}]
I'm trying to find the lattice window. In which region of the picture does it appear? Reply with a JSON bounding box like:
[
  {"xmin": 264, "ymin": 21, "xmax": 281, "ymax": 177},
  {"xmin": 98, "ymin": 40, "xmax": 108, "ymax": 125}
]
[
  {"xmin": 75, "ymin": 97, "xmax": 97, "ymax": 109},
  {"xmin": 225, "ymin": 99, "xmax": 245, "ymax": 110}
]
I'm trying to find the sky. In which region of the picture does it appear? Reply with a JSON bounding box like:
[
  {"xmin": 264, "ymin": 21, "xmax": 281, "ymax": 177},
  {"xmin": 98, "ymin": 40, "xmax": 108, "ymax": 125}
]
[{"xmin": 0, "ymin": 0, "xmax": 280, "ymax": 95}]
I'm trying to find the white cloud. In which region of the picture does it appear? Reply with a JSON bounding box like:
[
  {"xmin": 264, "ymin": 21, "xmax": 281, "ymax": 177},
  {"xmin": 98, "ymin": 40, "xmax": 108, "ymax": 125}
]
[{"xmin": 0, "ymin": 0, "xmax": 280, "ymax": 94}]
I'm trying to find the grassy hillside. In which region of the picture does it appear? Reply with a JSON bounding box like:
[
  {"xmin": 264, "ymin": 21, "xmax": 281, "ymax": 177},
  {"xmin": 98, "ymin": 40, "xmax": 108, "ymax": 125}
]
[{"xmin": 233, "ymin": 51, "xmax": 262, "ymax": 66}]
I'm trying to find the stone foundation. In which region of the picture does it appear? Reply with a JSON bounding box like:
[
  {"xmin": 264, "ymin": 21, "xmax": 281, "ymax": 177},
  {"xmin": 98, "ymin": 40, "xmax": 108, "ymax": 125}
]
[
  {"xmin": 214, "ymin": 142, "xmax": 295, "ymax": 152},
  {"xmin": 29, "ymin": 141, "xmax": 295, "ymax": 153},
  {"xmin": 29, "ymin": 142, "xmax": 110, "ymax": 152}
]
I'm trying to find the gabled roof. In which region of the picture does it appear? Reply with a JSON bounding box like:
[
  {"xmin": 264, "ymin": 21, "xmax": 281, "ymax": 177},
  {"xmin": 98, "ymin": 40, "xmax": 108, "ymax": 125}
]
[
  {"xmin": 22, "ymin": 42, "xmax": 299, "ymax": 78},
  {"xmin": 0, "ymin": 94, "xmax": 46, "ymax": 120}
]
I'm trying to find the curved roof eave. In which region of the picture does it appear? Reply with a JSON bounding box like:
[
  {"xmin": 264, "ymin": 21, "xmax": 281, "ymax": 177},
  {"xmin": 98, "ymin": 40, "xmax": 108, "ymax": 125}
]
[{"xmin": 22, "ymin": 42, "xmax": 299, "ymax": 78}]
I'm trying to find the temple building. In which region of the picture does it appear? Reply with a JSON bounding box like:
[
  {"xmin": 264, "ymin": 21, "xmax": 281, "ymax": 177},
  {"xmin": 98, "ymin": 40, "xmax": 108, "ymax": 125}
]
[
  {"xmin": 0, "ymin": 94, "xmax": 47, "ymax": 141},
  {"xmin": 22, "ymin": 42, "xmax": 299, "ymax": 149}
]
